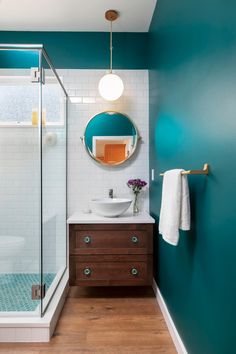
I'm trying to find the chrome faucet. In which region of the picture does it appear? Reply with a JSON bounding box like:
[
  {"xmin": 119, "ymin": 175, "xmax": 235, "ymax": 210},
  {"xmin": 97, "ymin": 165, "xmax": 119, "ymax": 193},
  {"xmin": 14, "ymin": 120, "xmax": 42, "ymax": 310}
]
[{"xmin": 109, "ymin": 189, "xmax": 113, "ymax": 198}]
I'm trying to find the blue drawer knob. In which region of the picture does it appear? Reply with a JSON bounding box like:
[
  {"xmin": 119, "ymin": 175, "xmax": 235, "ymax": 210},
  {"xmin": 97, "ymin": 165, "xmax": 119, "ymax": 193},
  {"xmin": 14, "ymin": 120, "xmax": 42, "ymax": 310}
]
[
  {"xmin": 131, "ymin": 235, "xmax": 139, "ymax": 243},
  {"xmin": 131, "ymin": 267, "xmax": 139, "ymax": 276},
  {"xmin": 83, "ymin": 267, "xmax": 91, "ymax": 276},
  {"xmin": 84, "ymin": 236, "xmax": 91, "ymax": 244}
]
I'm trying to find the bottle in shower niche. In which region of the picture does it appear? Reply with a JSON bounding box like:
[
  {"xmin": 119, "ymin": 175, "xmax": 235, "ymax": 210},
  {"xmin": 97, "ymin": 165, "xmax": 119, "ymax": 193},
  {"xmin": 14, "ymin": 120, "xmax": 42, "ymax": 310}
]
[
  {"xmin": 42, "ymin": 109, "xmax": 46, "ymax": 127},
  {"xmin": 32, "ymin": 108, "xmax": 38, "ymax": 127}
]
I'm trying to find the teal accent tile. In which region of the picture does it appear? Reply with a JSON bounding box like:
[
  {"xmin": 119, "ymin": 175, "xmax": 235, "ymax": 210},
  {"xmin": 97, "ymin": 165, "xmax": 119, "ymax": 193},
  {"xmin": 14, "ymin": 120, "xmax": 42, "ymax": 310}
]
[{"xmin": 0, "ymin": 273, "xmax": 55, "ymax": 312}]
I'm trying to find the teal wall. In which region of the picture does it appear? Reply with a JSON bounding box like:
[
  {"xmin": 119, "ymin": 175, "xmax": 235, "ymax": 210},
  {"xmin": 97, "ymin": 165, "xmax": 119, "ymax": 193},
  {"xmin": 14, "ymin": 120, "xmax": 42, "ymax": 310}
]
[
  {"xmin": 0, "ymin": 31, "xmax": 148, "ymax": 69},
  {"xmin": 0, "ymin": 50, "xmax": 39, "ymax": 68},
  {"xmin": 149, "ymin": 1, "xmax": 236, "ymax": 353}
]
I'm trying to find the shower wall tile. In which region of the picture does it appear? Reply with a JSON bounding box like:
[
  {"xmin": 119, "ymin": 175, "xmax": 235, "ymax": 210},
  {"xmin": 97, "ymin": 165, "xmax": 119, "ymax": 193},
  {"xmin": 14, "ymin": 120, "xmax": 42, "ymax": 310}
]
[{"xmin": 0, "ymin": 124, "xmax": 66, "ymax": 274}]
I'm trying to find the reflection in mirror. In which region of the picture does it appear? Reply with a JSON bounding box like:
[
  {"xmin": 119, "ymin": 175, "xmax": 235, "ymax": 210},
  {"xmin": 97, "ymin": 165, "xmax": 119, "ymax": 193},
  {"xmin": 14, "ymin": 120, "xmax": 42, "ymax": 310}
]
[{"xmin": 83, "ymin": 111, "xmax": 139, "ymax": 166}]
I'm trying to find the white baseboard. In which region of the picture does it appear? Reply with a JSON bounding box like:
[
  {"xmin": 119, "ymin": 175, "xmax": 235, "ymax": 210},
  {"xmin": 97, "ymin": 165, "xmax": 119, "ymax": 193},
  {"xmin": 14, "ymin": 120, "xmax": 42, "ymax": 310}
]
[{"xmin": 152, "ymin": 279, "xmax": 188, "ymax": 354}]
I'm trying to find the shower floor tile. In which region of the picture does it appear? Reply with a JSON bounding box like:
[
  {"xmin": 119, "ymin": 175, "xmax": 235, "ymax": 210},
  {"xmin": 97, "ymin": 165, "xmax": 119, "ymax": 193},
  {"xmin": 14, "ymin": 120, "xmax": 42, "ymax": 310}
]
[{"xmin": 0, "ymin": 273, "xmax": 55, "ymax": 312}]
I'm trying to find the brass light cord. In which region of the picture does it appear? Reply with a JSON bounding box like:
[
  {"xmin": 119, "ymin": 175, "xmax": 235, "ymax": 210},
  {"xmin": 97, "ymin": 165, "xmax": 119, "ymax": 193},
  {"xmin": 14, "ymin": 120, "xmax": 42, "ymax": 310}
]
[{"xmin": 110, "ymin": 19, "xmax": 113, "ymax": 73}]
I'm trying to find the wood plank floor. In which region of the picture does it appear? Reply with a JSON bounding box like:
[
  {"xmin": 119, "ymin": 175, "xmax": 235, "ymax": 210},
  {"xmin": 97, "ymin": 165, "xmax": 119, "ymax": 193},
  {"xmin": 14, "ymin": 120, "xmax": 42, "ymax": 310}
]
[{"xmin": 0, "ymin": 286, "xmax": 176, "ymax": 354}]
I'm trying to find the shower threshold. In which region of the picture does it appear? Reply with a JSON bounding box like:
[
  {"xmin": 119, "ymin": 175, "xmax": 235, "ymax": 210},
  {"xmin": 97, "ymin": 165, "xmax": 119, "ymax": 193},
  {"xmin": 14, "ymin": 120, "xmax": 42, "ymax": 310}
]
[{"xmin": 0, "ymin": 269, "xmax": 68, "ymax": 342}]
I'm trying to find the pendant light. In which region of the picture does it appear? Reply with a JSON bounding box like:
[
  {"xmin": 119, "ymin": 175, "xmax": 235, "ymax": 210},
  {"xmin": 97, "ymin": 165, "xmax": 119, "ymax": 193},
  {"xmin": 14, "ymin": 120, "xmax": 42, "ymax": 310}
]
[{"xmin": 98, "ymin": 10, "xmax": 124, "ymax": 101}]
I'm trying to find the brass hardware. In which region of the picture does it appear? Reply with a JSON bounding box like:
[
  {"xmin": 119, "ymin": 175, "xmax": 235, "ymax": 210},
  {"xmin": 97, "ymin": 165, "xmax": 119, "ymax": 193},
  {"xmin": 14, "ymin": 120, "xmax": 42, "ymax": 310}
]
[
  {"xmin": 84, "ymin": 236, "xmax": 91, "ymax": 244},
  {"xmin": 160, "ymin": 163, "xmax": 209, "ymax": 176},
  {"xmin": 131, "ymin": 267, "xmax": 139, "ymax": 276},
  {"xmin": 131, "ymin": 236, "xmax": 139, "ymax": 243},
  {"xmin": 105, "ymin": 10, "xmax": 119, "ymax": 21},
  {"xmin": 104, "ymin": 10, "xmax": 119, "ymax": 74},
  {"xmin": 31, "ymin": 284, "xmax": 46, "ymax": 300},
  {"xmin": 83, "ymin": 267, "xmax": 91, "ymax": 276}
]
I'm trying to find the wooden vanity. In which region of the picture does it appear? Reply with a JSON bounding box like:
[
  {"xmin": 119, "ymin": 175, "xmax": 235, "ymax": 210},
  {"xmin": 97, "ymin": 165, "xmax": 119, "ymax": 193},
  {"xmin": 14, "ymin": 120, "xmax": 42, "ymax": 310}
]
[{"xmin": 68, "ymin": 212, "xmax": 155, "ymax": 286}]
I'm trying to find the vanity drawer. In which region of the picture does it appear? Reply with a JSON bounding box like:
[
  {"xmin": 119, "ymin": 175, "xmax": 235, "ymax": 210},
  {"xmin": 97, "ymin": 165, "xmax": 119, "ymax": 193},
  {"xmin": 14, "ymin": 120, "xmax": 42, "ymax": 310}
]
[
  {"xmin": 69, "ymin": 224, "xmax": 153, "ymax": 255},
  {"xmin": 69, "ymin": 255, "xmax": 153, "ymax": 286}
]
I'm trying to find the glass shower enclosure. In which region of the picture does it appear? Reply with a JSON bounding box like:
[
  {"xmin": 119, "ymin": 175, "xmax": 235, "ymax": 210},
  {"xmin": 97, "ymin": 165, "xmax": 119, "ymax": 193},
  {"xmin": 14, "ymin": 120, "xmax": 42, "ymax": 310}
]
[{"xmin": 0, "ymin": 45, "xmax": 68, "ymax": 317}]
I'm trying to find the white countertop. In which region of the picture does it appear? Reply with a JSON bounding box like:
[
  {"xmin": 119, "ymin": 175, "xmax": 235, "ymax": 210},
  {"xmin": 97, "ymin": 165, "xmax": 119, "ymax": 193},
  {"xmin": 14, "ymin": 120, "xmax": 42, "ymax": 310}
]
[{"xmin": 67, "ymin": 211, "xmax": 155, "ymax": 224}]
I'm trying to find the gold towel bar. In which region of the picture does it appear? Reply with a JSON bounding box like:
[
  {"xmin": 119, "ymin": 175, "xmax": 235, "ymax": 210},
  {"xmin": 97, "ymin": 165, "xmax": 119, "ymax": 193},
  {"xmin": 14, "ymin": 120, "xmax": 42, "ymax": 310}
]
[{"xmin": 160, "ymin": 163, "xmax": 209, "ymax": 176}]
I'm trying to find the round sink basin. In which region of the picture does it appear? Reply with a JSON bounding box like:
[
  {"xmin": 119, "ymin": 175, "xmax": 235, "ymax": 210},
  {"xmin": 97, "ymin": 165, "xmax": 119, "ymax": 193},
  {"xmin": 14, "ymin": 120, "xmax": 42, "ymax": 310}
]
[{"xmin": 90, "ymin": 198, "xmax": 132, "ymax": 217}]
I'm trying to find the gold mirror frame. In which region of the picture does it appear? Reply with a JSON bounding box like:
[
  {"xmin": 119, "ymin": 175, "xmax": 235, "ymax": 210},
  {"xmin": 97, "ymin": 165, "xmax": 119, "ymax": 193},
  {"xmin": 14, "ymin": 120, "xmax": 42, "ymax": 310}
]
[{"xmin": 81, "ymin": 111, "xmax": 140, "ymax": 166}]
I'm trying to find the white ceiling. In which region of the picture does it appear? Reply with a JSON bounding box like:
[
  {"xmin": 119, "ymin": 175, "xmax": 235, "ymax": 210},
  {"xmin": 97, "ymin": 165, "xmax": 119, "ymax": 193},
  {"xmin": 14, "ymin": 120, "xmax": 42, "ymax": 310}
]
[{"xmin": 0, "ymin": 0, "xmax": 157, "ymax": 32}]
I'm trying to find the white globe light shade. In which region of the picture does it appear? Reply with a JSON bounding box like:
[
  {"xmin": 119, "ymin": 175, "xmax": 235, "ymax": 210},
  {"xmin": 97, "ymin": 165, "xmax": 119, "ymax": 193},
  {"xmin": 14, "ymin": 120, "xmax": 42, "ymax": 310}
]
[{"xmin": 98, "ymin": 73, "xmax": 124, "ymax": 101}]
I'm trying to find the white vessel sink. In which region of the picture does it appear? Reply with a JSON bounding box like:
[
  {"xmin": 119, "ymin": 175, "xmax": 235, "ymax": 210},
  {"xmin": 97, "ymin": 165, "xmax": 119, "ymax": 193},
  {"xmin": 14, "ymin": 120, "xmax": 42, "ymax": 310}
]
[{"xmin": 90, "ymin": 198, "xmax": 132, "ymax": 217}]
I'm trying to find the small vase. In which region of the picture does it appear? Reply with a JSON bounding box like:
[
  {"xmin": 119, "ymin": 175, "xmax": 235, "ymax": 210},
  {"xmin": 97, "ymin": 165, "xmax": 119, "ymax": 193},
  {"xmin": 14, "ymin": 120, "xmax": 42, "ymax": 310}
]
[{"xmin": 133, "ymin": 193, "xmax": 139, "ymax": 214}]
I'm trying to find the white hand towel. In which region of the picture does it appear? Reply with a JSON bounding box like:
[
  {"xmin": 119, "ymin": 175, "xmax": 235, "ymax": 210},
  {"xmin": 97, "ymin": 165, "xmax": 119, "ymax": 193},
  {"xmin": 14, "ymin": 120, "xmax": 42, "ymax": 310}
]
[{"xmin": 159, "ymin": 169, "xmax": 190, "ymax": 246}]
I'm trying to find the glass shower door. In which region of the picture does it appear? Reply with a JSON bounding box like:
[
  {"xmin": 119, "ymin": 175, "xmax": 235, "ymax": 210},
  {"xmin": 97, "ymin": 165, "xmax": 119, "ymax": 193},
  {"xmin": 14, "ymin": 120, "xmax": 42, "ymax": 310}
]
[
  {"xmin": 41, "ymin": 54, "xmax": 67, "ymax": 314},
  {"xmin": 0, "ymin": 48, "xmax": 41, "ymax": 315}
]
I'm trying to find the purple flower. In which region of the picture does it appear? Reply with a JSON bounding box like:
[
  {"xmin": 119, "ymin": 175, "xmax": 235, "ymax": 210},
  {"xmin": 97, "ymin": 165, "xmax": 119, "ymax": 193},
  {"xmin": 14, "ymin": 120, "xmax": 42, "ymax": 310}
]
[{"xmin": 127, "ymin": 178, "xmax": 147, "ymax": 193}]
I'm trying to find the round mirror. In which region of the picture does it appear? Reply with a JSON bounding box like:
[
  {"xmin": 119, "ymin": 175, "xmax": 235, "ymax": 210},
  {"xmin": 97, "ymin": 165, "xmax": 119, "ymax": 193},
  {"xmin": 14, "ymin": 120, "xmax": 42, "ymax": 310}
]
[{"xmin": 83, "ymin": 111, "xmax": 139, "ymax": 166}]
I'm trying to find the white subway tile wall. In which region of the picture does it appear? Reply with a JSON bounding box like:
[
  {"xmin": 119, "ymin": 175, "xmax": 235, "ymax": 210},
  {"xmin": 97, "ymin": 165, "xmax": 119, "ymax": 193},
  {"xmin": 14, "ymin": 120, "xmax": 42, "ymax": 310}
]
[
  {"xmin": 0, "ymin": 128, "xmax": 40, "ymax": 273},
  {"xmin": 0, "ymin": 69, "xmax": 67, "ymax": 276},
  {"xmin": 58, "ymin": 69, "xmax": 149, "ymax": 216},
  {"xmin": 0, "ymin": 125, "xmax": 67, "ymax": 274}
]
